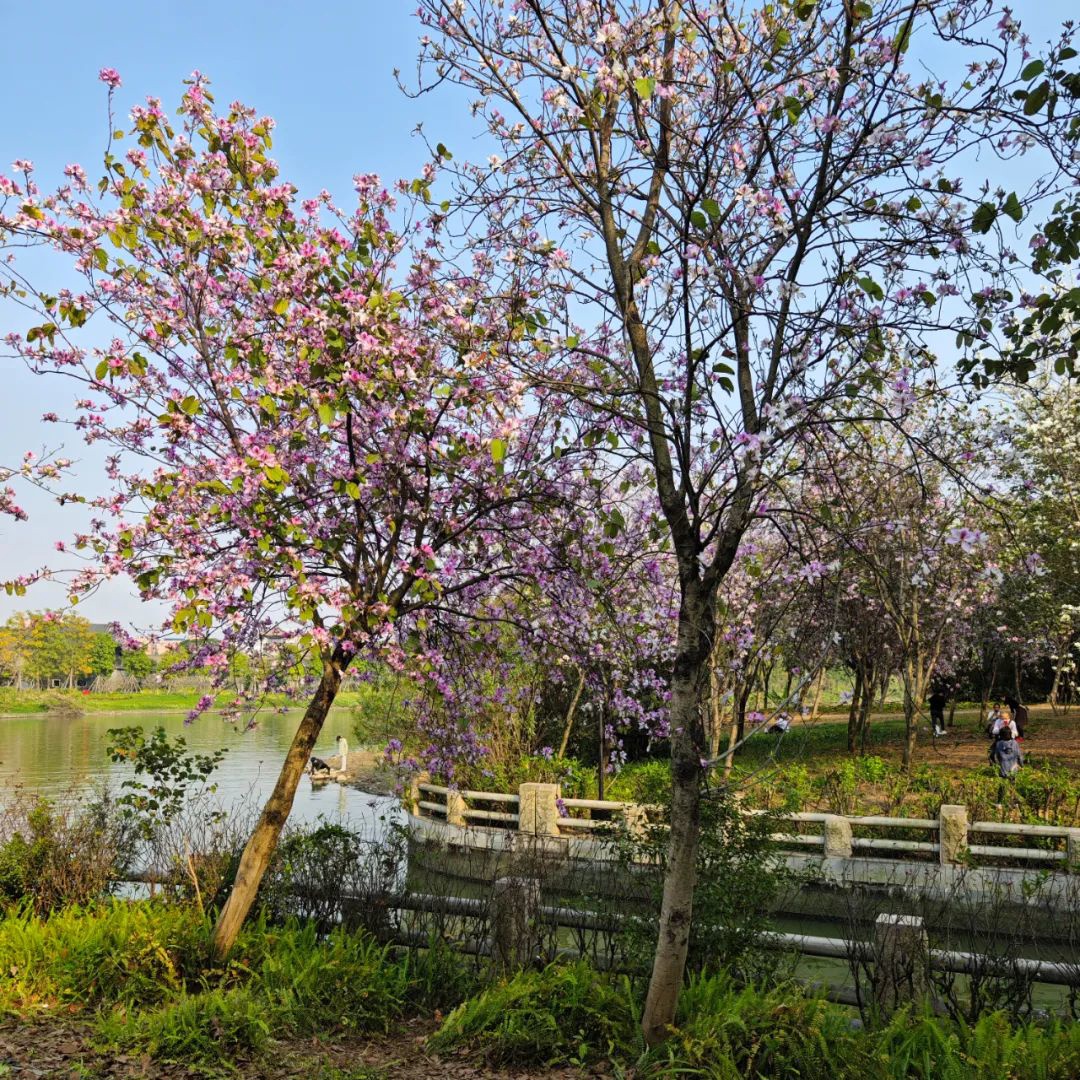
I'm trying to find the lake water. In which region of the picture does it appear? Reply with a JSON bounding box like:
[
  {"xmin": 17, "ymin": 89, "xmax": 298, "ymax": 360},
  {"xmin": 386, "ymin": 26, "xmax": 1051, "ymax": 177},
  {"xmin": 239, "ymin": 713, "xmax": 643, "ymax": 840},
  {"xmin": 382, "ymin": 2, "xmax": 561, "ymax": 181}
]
[{"xmin": 0, "ymin": 707, "xmax": 400, "ymax": 835}]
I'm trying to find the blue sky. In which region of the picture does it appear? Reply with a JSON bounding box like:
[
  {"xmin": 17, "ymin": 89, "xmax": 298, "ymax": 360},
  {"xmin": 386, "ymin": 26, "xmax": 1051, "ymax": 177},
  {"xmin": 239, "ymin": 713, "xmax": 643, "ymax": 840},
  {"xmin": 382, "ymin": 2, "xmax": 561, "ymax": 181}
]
[
  {"xmin": 0, "ymin": 2, "xmax": 1072, "ymax": 628},
  {"xmin": 0, "ymin": 2, "xmax": 475, "ymax": 626}
]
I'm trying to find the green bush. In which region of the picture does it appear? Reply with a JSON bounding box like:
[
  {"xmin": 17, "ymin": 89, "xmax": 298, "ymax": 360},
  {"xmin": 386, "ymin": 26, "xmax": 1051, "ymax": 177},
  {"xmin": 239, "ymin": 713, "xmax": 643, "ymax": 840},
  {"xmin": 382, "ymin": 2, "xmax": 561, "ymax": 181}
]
[
  {"xmin": 429, "ymin": 962, "xmax": 637, "ymax": 1066},
  {"xmin": 0, "ymin": 795, "xmax": 132, "ymax": 914}
]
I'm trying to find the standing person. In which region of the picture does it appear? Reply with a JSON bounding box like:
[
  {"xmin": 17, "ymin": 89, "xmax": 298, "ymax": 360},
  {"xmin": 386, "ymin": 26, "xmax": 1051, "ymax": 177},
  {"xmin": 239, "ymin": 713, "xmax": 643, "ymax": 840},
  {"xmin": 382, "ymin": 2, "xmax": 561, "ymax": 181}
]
[
  {"xmin": 1004, "ymin": 694, "xmax": 1028, "ymax": 740},
  {"xmin": 928, "ymin": 685, "xmax": 948, "ymax": 737}
]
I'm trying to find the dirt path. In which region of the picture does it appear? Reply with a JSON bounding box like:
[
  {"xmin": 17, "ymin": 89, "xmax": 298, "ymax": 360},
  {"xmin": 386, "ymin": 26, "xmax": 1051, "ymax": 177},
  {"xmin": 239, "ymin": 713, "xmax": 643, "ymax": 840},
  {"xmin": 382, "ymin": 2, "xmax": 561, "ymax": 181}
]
[{"xmin": 0, "ymin": 1016, "xmax": 618, "ymax": 1079}]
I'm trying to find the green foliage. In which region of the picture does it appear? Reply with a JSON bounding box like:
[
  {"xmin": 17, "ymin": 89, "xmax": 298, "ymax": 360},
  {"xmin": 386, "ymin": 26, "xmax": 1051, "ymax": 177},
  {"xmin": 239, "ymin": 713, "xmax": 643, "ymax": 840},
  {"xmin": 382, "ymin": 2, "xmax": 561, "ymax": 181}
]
[
  {"xmin": 428, "ymin": 962, "xmax": 638, "ymax": 1067},
  {"xmin": 0, "ymin": 796, "xmax": 130, "ymax": 913},
  {"xmin": 88, "ymin": 633, "xmax": 118, "ymax": 677},
  {"xmin": 6, "ymin": 901, "xmax": 1080, "ymax": 1077},
  {"xmin": 614, "ymin": 781, "xmax": 793, "ymax": 980},
  {"xmin": 348, "ymin": 666, "xmax": 412, "ymax": 746},
  {"xmin": 259, "ymin": 820, "xmax": 405, "ymax": 935},
  {"xmin": 121, "ymin": 647, "xmax": 155, "ymax": 679},
  {"xmin": 639, "ymin": 975, "xmax": 869, "ymax": 1078},
  {"xmin": 106, "ymin": 726, "xmax": 226, "ymax": 836},
  {"xmin": 0, "ymin": 901, "xmax": 470, "ymax": 1067}
]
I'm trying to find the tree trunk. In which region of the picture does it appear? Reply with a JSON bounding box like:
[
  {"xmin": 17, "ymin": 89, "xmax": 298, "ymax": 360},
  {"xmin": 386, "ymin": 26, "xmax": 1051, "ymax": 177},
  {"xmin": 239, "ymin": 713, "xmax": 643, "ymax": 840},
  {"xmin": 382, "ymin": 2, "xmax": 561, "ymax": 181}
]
[
  {"xmin": 642, "ymin": 584, "xmax": 710, "ymax": 1045},
  {"xmin": 708, "ymin": 661, "xmax": 724, "ymax": 760},
  {"xmin": 810, "ymin": 667, "xmax": 826, "ymax": 721},
  {"xmin": 846, "ymin": 667, "xmax": 864, "ymax": 754},
  {"xmin": 901, "ymin": 660, "xmax": 918, "ymax": 770},
  {"xmin": 210, "ymin": 659, "xmax": 343, "ymax": 959},
  {"xmin": 858, "ymin": 666, "xmax": 874, "ymax": 755},
  {"xmin": 556, "ymin": 666, "xmax": 585, "ymax": 760}
]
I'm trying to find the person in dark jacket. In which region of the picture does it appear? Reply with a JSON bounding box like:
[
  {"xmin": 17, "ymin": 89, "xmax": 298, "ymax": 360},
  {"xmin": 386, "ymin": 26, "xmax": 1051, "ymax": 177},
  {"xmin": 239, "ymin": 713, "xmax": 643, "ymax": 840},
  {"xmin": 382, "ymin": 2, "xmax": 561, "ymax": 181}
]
[
  {"xmin": 928, "ymin": 686, "xmax": 948, "ymax": 736},
  {"xmin": 989, "ymin": 729, "xmax": 1023, "ymax": 779}
]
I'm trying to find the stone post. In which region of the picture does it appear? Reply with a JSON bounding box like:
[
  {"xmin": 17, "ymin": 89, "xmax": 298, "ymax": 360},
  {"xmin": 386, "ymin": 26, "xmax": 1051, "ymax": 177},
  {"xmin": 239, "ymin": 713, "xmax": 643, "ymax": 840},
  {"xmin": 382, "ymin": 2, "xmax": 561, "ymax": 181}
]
[
  {"xmin": 490, "ymin": 876, "xmax": 542, "ymax": 972},
  {"xmin": 445, "ymin": 789, "xmax": 468, "ymax": 828},
  {"xmin": 336, "ymin": 734, "xmax": 349, "ymax": 773},
  {"xmin": 623, "ymin": 804, "xmax": 648, "ymax": 840},
  {"xmin": 408, "ymin": 771, "xmax": 430, "ymax": 816},
  {"xmin": 518, "ymin": 782, "xmax": 561, "ymax": 836},
  {"xmin": 1067, "ymin": 829, "xmax": 1080, "ymax": 868},
  {"xmin": 873, "ymin": 913, "xmax": 929, "ymax": 1013},
  {"xmin": 823, "ymin": 815, "xmax": 853, "ymax": 859},
  {"xmin": 938, "ymin": 804, "xmax": 968, "ymax": 865}
]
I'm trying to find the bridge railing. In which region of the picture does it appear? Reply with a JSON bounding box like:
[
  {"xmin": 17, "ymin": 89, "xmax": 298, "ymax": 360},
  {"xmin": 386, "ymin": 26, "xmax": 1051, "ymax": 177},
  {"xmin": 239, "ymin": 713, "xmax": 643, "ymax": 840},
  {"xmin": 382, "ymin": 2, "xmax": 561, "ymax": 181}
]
[{"xmin": 409, "ymin": 774, "xmax": 1080, "ymax": 869}]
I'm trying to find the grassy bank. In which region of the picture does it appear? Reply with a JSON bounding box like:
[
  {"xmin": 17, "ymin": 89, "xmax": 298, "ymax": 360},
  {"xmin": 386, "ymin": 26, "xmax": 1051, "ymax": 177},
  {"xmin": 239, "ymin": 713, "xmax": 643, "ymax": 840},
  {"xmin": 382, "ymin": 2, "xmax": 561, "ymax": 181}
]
[
  {"xmin": 0, "ymin": 687, "xmax": 367, "ymax": 715},
  {"xmin": 2, "ymin": 901, "xmax": 1079, "ymax": 1078}
]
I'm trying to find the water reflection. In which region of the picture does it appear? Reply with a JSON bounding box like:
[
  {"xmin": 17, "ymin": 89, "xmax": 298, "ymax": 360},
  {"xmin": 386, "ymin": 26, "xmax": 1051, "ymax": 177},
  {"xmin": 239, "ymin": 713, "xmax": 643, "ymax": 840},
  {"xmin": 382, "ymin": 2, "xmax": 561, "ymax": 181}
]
[{"xmin": 0, "ymin": 707, "xmax": 400, "ymax": 834}]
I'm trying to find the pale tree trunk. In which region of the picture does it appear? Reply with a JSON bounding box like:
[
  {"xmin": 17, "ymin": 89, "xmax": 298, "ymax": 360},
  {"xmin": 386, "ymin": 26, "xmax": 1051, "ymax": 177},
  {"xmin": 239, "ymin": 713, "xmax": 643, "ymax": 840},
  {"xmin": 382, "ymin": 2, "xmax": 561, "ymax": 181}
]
[
  {"xmin": 556, "ymin": 666, "xmax": 586, "ymax": 760},
  {"xmin": 642, "ymin": 582, "xmax": 711, "ymax": 1045},
  {"xmin": 809, "ymin": 667, "xmax": 826, "ymax": 721},
  {"xmin": 708, "ymin": 661, "xmax": 723, "ymax": 760},
  {"xmin": 847, "ymin": 666, "xmax": 864, "ymax": 754},
  {"xmin": 721, "ymin": 702, "xmax": 739, "ymax": 785},
  {"xmin": 211, "ymin": 658, "xmax": 343, "ymax": 959}
]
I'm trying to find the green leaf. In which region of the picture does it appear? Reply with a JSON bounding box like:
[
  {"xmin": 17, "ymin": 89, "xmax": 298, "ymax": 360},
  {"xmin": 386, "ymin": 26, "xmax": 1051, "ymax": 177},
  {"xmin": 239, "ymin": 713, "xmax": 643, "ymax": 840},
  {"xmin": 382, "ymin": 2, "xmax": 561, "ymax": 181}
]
[
  {"xmin": 490, "ymin": 438, "xmax": 508, "ymax": 464},
  {"xmin": 971, "ymin": 202, "xmax": 997, "ymax": 234},
  {"xmin": 690, "ymin": 210, "xmax": 708, "ymax": 230},
  {"xmin": 95, "ymin": 359, "xmax": 110, "ymax": 381},
  {"xmin": 1023, "ymin": 79, "xmax": 1050, "ymax": 116},
  {"xmin": 1002, "ymin": 191, "xmax": 1023, "ymax": 224},
  {"xmin": 856, "ymin": 276, "xmax": 884, "ymax": 301},
  {"xmin": 702, "ymin": 197, "xmax": 721, "ymax": 221},
  {"xmin": 634, "ymin": 76, "xmax": 656, "ymax": 101},
  {"xmin": 1020, "ymin": 60, "xmax": 1045, "ymax": 81},
  {"xmin": 272, "ymin": 297, "xmax": 290, "ymax": 315},
  {"xmin": 180, "ymin": 396, "xmax": 200, "ymax": 416},
  {"xmin": 317, "ymin": 403, "xmax": 335, "ymax": 426}
]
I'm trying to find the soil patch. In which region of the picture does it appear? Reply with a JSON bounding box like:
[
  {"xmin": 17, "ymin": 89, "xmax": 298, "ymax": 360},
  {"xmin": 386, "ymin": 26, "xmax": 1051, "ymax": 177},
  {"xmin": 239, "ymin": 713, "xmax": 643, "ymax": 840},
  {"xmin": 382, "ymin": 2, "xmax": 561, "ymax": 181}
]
[{"xmin": 0, "ymin": 1015, "xmax": 617, "ymax": 1079}]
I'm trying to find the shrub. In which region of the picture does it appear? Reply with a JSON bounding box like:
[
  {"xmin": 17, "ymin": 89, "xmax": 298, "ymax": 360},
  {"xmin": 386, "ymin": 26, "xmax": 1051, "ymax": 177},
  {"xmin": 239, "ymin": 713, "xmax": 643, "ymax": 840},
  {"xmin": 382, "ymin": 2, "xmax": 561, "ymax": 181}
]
[
  {"xmin": 611, "ymin": 783, "xmax": 794, "ymax": 981},
  {"xmin": 258, "ymin": 820, "xmax": 406, "ymax": 934},
  {"xmin": 428, "ymin": 962, "xmax": 638, "ymax": 1067},
  {"xmin": 0, "ymin": 793, "xmax": 133, "ymax": 914}
]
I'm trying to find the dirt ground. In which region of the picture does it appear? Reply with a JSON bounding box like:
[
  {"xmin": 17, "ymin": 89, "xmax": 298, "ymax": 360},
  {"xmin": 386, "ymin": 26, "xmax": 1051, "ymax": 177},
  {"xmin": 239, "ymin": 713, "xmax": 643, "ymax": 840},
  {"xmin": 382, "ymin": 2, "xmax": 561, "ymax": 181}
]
[
  {"xmin": 801, "ymin": 703, "xmax": 1080, "ymax": 773},
  {"xmin": 0, "ymin": 1015, "xmax": 617, "ymax": 1079}
]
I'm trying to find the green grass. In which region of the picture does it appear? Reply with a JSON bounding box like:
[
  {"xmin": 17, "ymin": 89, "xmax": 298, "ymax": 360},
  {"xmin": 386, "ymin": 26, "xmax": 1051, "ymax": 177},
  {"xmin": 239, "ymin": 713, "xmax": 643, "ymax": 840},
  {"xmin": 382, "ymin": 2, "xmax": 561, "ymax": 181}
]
[
  {"xmin": 5, "ymin": 902, "xmax": 1080, "ymax": 1077},
  {"xmin": 0, "ymin": 687, "xmax": 375, "ymax": 715},
  {"xmin": 0, "ymin": 901, "xmax": 476, "ymax": 1069}
]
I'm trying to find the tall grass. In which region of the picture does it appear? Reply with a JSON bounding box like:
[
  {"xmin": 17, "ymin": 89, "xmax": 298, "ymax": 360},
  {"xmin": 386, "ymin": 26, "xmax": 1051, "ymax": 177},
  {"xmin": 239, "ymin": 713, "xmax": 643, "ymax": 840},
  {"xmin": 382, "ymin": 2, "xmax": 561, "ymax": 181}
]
[
  {"xmin": 429, "ymin": 964, "xmax": 1080, "ymax": 1079},
  {"xmin": 0, "ymin": 901, "xmax": 475, "ymax": 1066}
]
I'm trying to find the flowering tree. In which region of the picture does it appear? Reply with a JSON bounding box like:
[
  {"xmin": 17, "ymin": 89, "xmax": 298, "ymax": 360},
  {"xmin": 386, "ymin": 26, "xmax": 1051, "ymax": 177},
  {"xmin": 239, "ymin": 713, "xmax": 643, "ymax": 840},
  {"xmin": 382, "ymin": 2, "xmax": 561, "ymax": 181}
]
[
  {"xmin": 1002, "ymin": 379, "xmax": 1080, "ymax": 705},
  {"xmin": 0, "ymin": 74, "xmax": 562, "ymax": 956},
  {"xmin": 803, "ymin": 395, "xmax": 1003, "ymax": 765},
  {"xmin": 413, "ymin": 0, "xmax": 1078, "ymax": 1035}
]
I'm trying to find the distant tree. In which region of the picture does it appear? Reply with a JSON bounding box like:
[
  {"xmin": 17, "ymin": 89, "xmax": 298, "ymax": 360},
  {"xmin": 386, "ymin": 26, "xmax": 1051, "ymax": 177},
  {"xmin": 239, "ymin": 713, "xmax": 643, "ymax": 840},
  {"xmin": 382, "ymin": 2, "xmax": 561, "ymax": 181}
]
[
  {"xmin": 121, "ymin": 648, "xmax": 154, "ymax": 681},
  {"xmin": 89, "ymin": 632, "xmax": 118, "ymax": 677}
]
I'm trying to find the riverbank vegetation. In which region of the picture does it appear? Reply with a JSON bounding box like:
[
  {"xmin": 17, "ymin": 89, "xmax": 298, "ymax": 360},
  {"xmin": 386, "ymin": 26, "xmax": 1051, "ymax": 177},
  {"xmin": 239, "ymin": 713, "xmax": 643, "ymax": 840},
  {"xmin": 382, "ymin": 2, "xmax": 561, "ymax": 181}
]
[{"xmin": 3, "ymin": 892, "xmax": 1080, "ymax": 1077}]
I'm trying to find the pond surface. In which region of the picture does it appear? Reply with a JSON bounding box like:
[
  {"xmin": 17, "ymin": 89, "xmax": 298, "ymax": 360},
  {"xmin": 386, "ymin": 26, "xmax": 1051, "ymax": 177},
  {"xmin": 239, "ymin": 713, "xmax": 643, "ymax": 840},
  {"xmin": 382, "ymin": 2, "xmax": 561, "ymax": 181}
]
[{"xmin": 0, "ymin": 707, "xmax": 400, "ymax": 836}]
